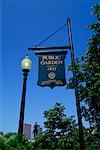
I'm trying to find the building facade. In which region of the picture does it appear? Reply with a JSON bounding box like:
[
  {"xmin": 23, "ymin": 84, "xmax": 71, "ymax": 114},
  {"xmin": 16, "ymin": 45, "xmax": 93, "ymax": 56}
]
[{"xmin": 23, "ymin": 123, "xmax": 31, "ymax": 140}]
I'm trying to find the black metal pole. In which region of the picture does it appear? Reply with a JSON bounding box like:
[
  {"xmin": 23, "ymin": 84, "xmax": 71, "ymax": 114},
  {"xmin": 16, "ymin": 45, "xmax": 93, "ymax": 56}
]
[
  {"xmin": 67, "ymin": 18, "xmax": 85, "ymax": 150},
  {"xmin": 18, "ymin": 70, "xmax": 29, "ymax": 136}
]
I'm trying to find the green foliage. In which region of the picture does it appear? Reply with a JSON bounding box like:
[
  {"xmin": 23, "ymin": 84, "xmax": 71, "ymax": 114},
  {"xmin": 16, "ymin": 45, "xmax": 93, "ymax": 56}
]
[
  {"xmin": 81, "ymin": 5, "xmax": 100, "ymax": 129},
  {"xmin": 33, "ymin": 103, "xmax": 100, "ymax": 149},
  {"xmin": 4, "ymin": 132, "xmax": 17, "ymax": 139},
  {"xmin": 85, "ymin": 130, "xmax": 100, "ymax": 150},
  {"xmin": 44, "ymin": 103, "xmax": 77, "ymax": 135},
  {"xmin": 0, "ymin": 134, "xmax": 33, "ymax": 150},
  {"xmin": 57, "ymin": 126, "xmax": 79, "ymax": 150},
  {"xmin": 91, "ymin": 4, "xmax": 100, "ymax": 20},
  {"xmin": 0, "ymin": 135, "xmax": 7, "ymax": 150},
  {"xmin": 33, "ymin": 103, "xmax": 79, "ymax": 149}
]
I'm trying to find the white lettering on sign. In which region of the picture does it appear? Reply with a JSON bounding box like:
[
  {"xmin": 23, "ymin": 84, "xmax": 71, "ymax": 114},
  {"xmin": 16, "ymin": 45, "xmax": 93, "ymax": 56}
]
[
  {"xmin": 48, "ymin": 56, "xmax": 55, "ymax": 60},
  {"xmin": 42, "ymin": 56, "xmax": 48, "ymax": 60},
  {"xmin": 42, "ymin": 55, "xmax": 61, "ymax": 60},
  {"xmin": 55, "ymin": 56, "xmax": 61, "ymax": 59},
  {"xmin": 40, "ymin": 60, "xmax": 63, "ymax": 65},
  {"xmin": 47, "ymin": 66, "xmax": 56, "ymax": 71}
]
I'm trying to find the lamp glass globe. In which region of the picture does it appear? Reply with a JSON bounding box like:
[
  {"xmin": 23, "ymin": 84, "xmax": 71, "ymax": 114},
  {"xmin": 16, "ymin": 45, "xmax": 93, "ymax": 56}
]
[{"xmin": 21, "ymin": 55, "xmax": 32, "ymax": 71}]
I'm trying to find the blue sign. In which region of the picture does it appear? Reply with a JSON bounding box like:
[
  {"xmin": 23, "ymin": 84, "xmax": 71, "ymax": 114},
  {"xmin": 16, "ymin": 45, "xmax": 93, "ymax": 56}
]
[{"xmin": 35, "ymin": 51, "xmax": 67, "ymax": 89}]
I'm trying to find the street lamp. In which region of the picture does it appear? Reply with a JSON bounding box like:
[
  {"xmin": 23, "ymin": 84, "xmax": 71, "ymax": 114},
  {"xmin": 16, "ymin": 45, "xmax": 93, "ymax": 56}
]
[{"xmin": 18, "ymin": 55, "xmax": 32, "ymax": 136}]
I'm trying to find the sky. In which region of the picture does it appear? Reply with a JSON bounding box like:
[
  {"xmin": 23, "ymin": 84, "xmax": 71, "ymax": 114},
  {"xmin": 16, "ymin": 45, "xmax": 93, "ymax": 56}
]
[{"xmin": 1, "ymin": 0, "xmax": 98, "ymax": 133}]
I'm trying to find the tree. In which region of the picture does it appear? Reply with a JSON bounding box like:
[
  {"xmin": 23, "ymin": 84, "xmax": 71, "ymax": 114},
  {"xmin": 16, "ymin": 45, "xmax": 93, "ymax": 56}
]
[
  {"xmin": 0, "ymin": 134, "xmax": 33, "ymax": 150},
  {"xmin": 0, "ymin": 135, "xmax": 7, "ymax": 150},
  {"xmin": 33, "ymin": 103, "xmax": 79, "ymax": 149},
  {"xmin": 33, "ymin": 101, "xmax": 99, "ymax": 149},
  {"xmin": 83, "ymin": 4, "xmax": 100, "ymax": 129},
  {"xmin": 67, "ymin": 4, "xmax": 100, "ymax": 135},
  {"xmin": 4, "ymin": 132, "xmax": 17, "ymax": 139}
]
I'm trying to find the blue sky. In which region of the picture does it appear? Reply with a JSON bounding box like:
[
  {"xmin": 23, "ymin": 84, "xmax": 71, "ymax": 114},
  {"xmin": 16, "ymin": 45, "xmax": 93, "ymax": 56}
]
[{"xmin": 1, "ymin": 0, "xmax": 98, "ymax": 133}]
